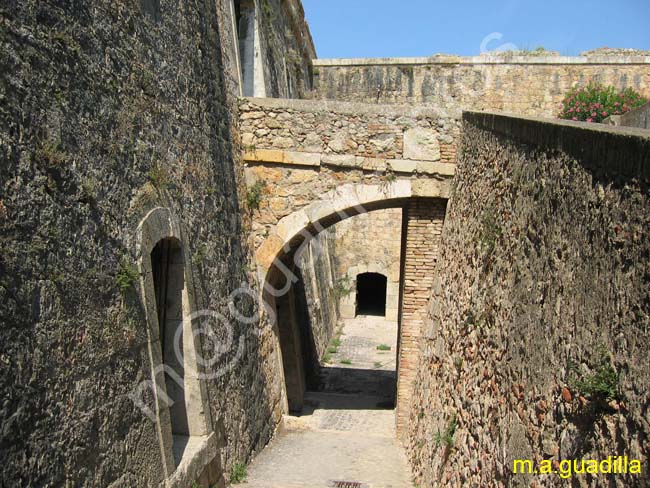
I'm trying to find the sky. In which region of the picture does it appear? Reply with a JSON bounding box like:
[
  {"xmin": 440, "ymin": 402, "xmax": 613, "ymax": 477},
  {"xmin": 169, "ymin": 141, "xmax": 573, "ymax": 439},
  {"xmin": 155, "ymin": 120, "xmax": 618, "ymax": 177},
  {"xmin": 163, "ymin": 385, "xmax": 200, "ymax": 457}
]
[{"xmin": 302, "ymin": 0, "xmax": 650, "ymax": 59}]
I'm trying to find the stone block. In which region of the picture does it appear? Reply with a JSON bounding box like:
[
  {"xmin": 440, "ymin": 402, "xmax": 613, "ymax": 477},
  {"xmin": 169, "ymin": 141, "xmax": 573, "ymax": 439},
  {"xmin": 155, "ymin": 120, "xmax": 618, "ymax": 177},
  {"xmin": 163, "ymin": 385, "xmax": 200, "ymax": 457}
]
[
  {"xmin": 326, "ymin": 185, "xmax": 361, "ymax": 214},
  {"xmin": 339, "ymin": 304, "xmax": 356, "ymax": 319},
  {"xmin": 361, "ymin": 157, "xmax": 387, "ymax": 172},
  {"xmin": 284, "ymin": 151, "xmax": 321, "ymax": 167},
  {"xmin": 304, "ymin": 200, "xmax": 337, "ymax": 224},
  {"xmin": 276, "ymin": 210, "xmax": 310, "ymax": 243},
  {"xmin": 243, "ymin": 149, "xmax": 320, "ymax": 167},
  {"xmin": 386, "ymin": 308, "xmax": 399, "ymax": 322},
  {"xmin": 388, "ymin": 159, "xmax": 417, "ymax": 173},
  {"xmin": 243, "ymin": 148, "xmax": 284, "ymax": 162},
  {"xmin": 412, "ymin": 178, "xmax": 452, "ymax": 199},
  {"xmin": 416, "ymin": 161, "xmax": 456, "ymax": 176},
  {"xmin": 321, "ymin": 154, "xmax": 363, "ymax": 169},
  {"xmin": 384, "ymin": 179, "xmax": 413, "ymax": 199},
  {"xmin": 403, "ymin": 127, "xmax": 441, "ymax": 161},
  {"xmin": 255, "ymin": 234, "xmax": 285, "ymax": 270}
]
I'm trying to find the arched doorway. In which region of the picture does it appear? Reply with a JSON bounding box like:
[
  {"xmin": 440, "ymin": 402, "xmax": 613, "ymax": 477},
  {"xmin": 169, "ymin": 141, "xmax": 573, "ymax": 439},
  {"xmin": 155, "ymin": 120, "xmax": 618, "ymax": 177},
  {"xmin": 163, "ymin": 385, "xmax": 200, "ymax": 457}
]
[
  {"xmin": 257, "ymin": 183, "xmax": 448, "ymax": 433},
  {"xmin": 356, "ymin": 272, "xmax": 387, "ymax": 317}
]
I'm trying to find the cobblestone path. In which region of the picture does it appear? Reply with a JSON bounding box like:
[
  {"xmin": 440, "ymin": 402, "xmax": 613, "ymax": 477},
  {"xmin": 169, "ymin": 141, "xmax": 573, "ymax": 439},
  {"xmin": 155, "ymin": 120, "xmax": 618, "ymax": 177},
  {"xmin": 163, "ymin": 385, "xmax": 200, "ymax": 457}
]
[{"xmin": 238, "ymin": 316, "xmax": 413, "ymax": 488}]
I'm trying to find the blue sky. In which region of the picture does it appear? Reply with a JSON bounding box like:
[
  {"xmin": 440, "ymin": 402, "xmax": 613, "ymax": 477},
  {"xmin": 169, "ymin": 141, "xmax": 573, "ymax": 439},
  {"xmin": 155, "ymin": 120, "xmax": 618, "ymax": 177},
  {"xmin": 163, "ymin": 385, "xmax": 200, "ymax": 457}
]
[{"xmin": 302, "ymin": 0, "xmax": 650, "ymax": 59}]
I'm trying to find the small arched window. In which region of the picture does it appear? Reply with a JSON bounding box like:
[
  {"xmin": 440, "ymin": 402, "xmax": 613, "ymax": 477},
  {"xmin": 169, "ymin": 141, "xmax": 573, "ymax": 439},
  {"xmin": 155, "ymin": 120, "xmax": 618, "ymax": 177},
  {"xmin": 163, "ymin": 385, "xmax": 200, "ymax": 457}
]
[{"xmin": 151, "ymin": 238, "xmax": 189, "ymax": 438}]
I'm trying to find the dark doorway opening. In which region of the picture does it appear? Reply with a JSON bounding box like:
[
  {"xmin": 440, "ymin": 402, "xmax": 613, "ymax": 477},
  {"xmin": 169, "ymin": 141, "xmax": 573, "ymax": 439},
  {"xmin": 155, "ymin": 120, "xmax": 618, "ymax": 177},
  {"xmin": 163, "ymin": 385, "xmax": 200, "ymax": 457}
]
[
  {"xmin": 356, "ymin": 272, "xmax": 387, "ymax": 317},
  {"xmin": 151, "ymin": 238, "xmax": 189, "ymax": 439}
]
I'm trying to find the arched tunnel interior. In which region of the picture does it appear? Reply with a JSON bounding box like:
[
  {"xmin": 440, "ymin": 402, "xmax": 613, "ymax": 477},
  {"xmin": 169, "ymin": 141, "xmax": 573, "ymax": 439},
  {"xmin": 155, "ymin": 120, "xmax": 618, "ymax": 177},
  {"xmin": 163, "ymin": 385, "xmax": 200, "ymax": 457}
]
[
  {"xmin": 355, "ymin": 272, "xmax": 387, "ymax": 317},
  {"xmin": 266, "ymin": 231, "xmax": 398, "ymax": 414}
]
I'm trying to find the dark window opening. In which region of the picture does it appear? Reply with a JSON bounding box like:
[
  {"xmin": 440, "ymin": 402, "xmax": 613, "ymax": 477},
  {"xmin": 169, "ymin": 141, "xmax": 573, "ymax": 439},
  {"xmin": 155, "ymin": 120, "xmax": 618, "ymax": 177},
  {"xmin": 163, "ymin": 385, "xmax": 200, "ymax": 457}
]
[
  {"xmin": 355, "ymin": 272, "xmax": 387, "ymax": 317},
  {"xmin": 235, "ymin": 0, "xmax": 256, "ymax": 96},
  {"xmin": 151, "ymin": 238, "xmax": 189, "ymax": 441}
]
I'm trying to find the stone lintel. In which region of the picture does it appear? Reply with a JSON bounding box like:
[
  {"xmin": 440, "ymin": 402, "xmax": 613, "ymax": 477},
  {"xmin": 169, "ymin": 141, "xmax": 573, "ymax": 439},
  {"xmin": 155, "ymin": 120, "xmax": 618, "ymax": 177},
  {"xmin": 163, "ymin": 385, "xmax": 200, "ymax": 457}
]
[
  {"xmin": 244, "ymin": 148, "xmax": 457, "ymax": 176},
  {"xmin": 243, "ymin": 149, "xmax": 321, "ymax": 167}
]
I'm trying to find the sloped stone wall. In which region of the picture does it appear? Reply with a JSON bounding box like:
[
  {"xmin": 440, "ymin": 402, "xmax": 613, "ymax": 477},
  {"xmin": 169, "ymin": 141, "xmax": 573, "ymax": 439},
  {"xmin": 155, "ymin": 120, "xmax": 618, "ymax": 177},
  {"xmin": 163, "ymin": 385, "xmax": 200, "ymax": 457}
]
[
  {"xmin": 0, "ymin": 1, "xmax": 310, "ymax": 486},
  {"xmin": 296, "ymin": 228, "xmax": 339, "ymax": 363},
  {"xmin": 408, "ymin": 113, "xmax": 650, "ymax": 487},
  {"xmin": 257, "ymin": 0, "xmax": 316, "ymax": 98}
]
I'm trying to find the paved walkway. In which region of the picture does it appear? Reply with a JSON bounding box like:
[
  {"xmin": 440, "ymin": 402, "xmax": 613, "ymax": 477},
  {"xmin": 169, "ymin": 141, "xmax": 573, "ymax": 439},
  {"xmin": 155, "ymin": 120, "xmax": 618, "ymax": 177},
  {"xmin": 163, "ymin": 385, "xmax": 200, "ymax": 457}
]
[{"xmin": 238, "ymin": 316, "xmax": 413, "ymax": 488}]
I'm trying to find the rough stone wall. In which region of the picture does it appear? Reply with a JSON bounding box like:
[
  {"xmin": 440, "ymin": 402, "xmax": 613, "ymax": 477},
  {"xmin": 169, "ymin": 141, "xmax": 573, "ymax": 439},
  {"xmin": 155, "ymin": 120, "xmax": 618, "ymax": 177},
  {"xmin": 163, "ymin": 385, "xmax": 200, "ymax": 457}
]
[
  {"xmin": 407, "ymin": 113, "xmax": 650, "ymax": 487},
  {"xmin": 0, "ymin": 1, "xmax": 310, "ymax": 486},
  {"xmin": 257, "ymin": 0, "xmax": 316, "ymax": 98},
  {"xmin": 295, "ymin": 228, "xmax": 339, "ymax": 362},
  {"xmin": 311, "ymin": 56, "xmax": 650, "ymax": 117}
]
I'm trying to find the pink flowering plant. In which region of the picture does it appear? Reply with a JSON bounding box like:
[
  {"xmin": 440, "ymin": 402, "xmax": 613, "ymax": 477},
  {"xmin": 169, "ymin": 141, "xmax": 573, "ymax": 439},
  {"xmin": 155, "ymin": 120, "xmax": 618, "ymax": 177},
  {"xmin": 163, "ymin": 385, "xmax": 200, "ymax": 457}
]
[{"xmin": 559, "ymin": 84, "xmax": 648, "ymax": 123}]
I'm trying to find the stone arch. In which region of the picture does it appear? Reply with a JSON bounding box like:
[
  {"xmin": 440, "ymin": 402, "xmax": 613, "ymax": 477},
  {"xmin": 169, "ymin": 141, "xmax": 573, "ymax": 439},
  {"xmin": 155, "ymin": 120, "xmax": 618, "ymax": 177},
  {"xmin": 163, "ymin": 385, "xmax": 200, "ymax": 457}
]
[
  {"xmin": 135, "ymin": 207, "xmax": 216, "ymax": 482},
  {"xmin": 255, "ymin": 180, "xmax": 448, "ymax": 273},
  {"xmin": 256, "ymin": 180, "xmax": 449, "ymax": 420}
]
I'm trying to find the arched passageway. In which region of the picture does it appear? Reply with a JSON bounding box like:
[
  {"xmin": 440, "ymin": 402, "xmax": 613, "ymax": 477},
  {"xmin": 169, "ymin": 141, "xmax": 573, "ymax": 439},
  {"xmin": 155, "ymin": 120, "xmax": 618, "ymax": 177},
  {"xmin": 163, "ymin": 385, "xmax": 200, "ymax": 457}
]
[
  {"xmin": 356, "ymin": 272, "xmax": 387, "ymax": 317},
  {"xmin": 258, "ymin": 183, "xmax": 447, "ymax": 433}
]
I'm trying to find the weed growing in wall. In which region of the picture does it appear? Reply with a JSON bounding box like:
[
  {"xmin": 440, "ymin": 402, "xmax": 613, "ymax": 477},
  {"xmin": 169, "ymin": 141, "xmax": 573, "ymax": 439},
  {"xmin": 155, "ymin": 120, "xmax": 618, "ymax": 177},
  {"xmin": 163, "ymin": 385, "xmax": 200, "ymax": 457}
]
[
  {"xmin": 480, "ymin": 207, "xmax": 502, "ymax": 257},
  {"xmin": 333, "ymin": 276, "xmax": 353, "ymax": 298},
  {"xmin": 246, "ymin": 180, "xmax": 266, "ymax": 211},
  {"xmin": 116, "ymin": 258, "xmax": 139, "ymax": 294},
  {"xmin": 434, "ymin": 414, "xmax": 458, "ymax": 449},
  {"xmin": 569, "ymin": 347, "xmax": 620, "ymax": 411},
  {"xmin": 37, "ymin": 140, "xmax": 68, "ymax": 167},
  {"xmin": 147, "ymin": 164, "xmax": 171, "ymax": 189},
  {"xmin": 230, "ymin": 463, "xmax": 248, "ymax": 484}
]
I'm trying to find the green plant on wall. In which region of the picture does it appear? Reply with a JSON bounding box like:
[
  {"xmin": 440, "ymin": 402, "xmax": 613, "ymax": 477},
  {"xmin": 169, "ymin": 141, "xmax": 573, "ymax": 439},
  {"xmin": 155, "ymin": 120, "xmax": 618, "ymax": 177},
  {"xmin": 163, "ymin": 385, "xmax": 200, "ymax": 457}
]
[
  {"xmin": 116, "ymin": 258, "xmax": 139, "ymax": 294},
  {"xmin": 147, "ymin": 164, "xmax": 171, "ymax": 189},
  {"xmin": 246, "ymin": 180, "xmax": 266, "ymax": 211},
  {"xmin": 37, "ymin": 140, "xmax": 68, "ymax": 167},
  {"xmin": 569, "ymin": 346, "xmax": 620, "ymax": 409},
  {"xmin": 333, "ymin": 276, "xmax": 353, "ymax": 299},
  {"xmin": 230, "ymin": 462, "xmax": 248, "ymax": 484},
  {"xmin": 559, "ymin": 83, "xmax": 648, "ymax": 123},
  {"xmin": 480, "ymin": 207, "xmax": 502, "ymax": 255},
  {"xmin": 433, "ymin": 414, "xmax": 458, "ymax": 449},
  {"xmin": 380, "ymin": 170, "xmax": 397, "ymax": 193}
]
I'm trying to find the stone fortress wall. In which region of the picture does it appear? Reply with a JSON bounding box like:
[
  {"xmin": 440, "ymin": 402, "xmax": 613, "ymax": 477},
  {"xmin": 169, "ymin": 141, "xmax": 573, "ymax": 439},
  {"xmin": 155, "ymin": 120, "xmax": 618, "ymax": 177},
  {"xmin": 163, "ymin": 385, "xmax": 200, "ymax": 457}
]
[
  {"xmin": 239, "ymin": 96, "xmax": 459, "ymax": 265},
  {"xmin": 0, "ymin": 1, "xmax": 315, "ymax": 487},
  {"xmin": 3, "ymin": 0, "xmax": 650, "ymax": 486},
  {"xmin": 311, "ymin": 54, "xmax": 650, "ymax": 116},
  {"xmin": 407, "ymin": 113, "xmax": 650, "ymax": 487},
  {"xmin": 304, "ymin": 52, "xmax": 650, "ymax": 336}
]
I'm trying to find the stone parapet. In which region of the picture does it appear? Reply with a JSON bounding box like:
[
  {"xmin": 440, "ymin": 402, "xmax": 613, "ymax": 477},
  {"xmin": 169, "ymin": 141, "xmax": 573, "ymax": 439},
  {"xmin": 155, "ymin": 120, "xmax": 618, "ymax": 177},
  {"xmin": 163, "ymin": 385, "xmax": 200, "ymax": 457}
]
[{"xmin": 311, "ymin": 56, "xmax": 650, "ymax": 117}]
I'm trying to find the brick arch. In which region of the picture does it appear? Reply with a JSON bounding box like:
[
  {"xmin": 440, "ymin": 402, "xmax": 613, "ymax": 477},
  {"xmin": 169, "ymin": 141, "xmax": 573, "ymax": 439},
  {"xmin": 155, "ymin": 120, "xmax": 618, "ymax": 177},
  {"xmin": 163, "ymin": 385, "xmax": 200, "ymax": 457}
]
[{"xmin": 256, "ymin": 182, "xmax": 448, "ymax": 434}]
